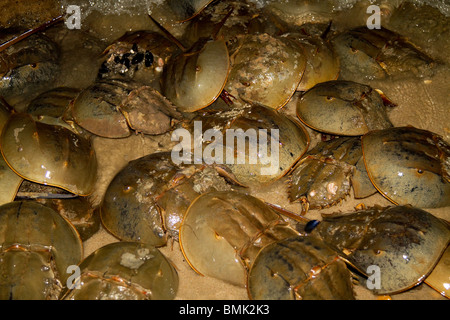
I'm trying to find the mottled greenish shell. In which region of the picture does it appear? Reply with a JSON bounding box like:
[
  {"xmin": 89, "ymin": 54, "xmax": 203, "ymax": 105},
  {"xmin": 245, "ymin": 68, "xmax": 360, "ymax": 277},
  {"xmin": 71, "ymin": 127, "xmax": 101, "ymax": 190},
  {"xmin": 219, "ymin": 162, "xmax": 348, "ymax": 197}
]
[
  {"xmin": 313, "ymin": 206, "xmax": 450, "ymax": 295},
  {"xmin": 225, "ymin": 33, "xmax": 307, "ymax": 110},
  {"xmin": 101, "ymin": 152, "xmax": 232, "ymax": 246},
  {"xmin": 62, "ymin": 242, "xmax": 178, "ymax": 300},
  {"xmin": 248, "ymin": 236, "xmax": 355, "ymax": 300},
  {"xmin": 0, "ymin": 201, "xmax": 82, "ymax": 300},
  {"xmin": 0, "ymin": 113, "xmax": 98, "ymax": 196},
  {"xmin": 331, "ymin": 27, "xmax": 435, "ymax": 81},
  {"xmin": 179, "ymin": 191, "xmax": 299, "ymax": 287},
  {"xmin": 362, "ymin": 126, "xmax": 450, "ymax": 208},
  {"xmin": 296, "ymin": 80, "xmax": 393, "ymax": 136},
  {"xmin": 162, "ymin": 39, "xmax": 230, "ymax": 112}
]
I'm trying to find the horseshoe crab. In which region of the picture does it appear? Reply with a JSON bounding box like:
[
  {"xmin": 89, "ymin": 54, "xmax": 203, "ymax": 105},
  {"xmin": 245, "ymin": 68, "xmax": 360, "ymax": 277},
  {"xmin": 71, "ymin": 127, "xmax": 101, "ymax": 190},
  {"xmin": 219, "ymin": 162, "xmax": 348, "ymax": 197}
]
[
  {"xmin": 285, "ymin": 33, "xmax": 340, "ymax": 92},
  {"xmin": 296, "ymin": 80, "xmax": 394, "ymax": 136},
  {"xmin": 0, "ymin": 29, "xmax": 60, "ymax": 106},
  {"xmin": 179, "ymin": 191, "xmax": 299, "ymax": 287},
  {"xmin": 0, "ymin": 155, "xmax": 22, "ymax": 206},
  {"xmin": 182, "ymin": 0, "xmax": 279, "ymax": 52},
  {"xmin": 97, "ymin": 30, "xmax": 179, "ymax": 91},
  {"xmin": 26, "ymin": 86, "xmax": 87, "ymax": 137},
  {"xmin": 71, "ymin": 79, "xmax": 181, "ymax": 137},
  {"xmin": 309, "ymin": 205, "xmax": 450, "ymax": 295},
  {"xmin": 289, "ymin": 137, "xmax": 363, "ymax": 212},
  {"xmin": 247, "ymin": 236, "xmax": 355, "ymax": 300},
  {"xmin": 330, "ymin": 26, "xmax": 436, "ymax": 81},
  {"xmin": 100, "ymin": 152, "xmax": 236, "ymax": 247},
  {"xmin": 225, "ymin": 33, "xmax": 307, "ymax": 110},
  {"xmin": 0, "ymin": 112, "xmax": 98, "ymax": 196},
  {"xmin": 362, "ymin": 126, "xmax": 450, "ymax": 208},
  {"xmin": 0, "ymin": 201, "xmax": 83, "ymax": 300},
  {"xmin": 262, "ymin": 0, "xmax": 335, "ymax": 28},
  {"xmin": 61, "ymin": 242, "xmax": 178, "ymax": 300},
  {"xmin": 180, "ymin": 104, "xmax": 310, "ymax": 186},
  {"xmin": 161, "ymin": 37, "xmax": 230, "ymax": 112}
]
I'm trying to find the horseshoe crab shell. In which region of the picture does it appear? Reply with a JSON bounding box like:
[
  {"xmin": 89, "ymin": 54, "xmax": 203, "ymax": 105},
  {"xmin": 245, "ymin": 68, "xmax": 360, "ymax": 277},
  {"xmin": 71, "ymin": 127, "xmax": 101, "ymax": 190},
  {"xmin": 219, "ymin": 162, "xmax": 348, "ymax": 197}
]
[
  {"xmin": 179, "ymin": 191, "xmax": 299, "ymax": 287},
  {"xmin": 225, "ymin": 33, "xmax": 307, "ymax": 110},
  {"xmin": 70, "ymin": 79, "xmax": 137, "ymax": 138},
  {"xmin": 247, "ymin": 236, "xmax": 355, "ymax": 300},
  {"xmin": 61, "ymin": 242, "xmax": 178, "ymax": 300},
  {"xmin": 424, "ymin": 244, "xmax": 450, "ymax": 298},
  {"xmin": 225, "ymin": 105, "xmax": 310, "ymax": 185},
  {"xmin": 98, "ymin": 30, "xmax": 179, "ymax": 90},
  {"xmin": 100, "ymin": 152, "xmax": 234, "ymax": 246},
  {"xmin": 0, "ymin": 113, "xmax": 98, "ymax": 196},
  {"xmin": 0, "ymin": 201, "xmax": 83, "ymax": 299},
  {"xmin": 362, "ymin": 126, "xmax": 450, "ymax": 208},
  {"xmin": 161, "ymin": 38, "xmax": 230, "ymax": 112},
  {"xmin": 184, "ymin": 104, "xmax": 310, "ymax": 186},
  {"xmin": 289, "ymin": 137, "xmax": 361, "ymax": 210},
  {"xmin": 330, "ymin": 26, "xmax": 435, "ymax": 81},
  {"xmin": 296, "ymin": 80, "xmax": 394, "ymax": 136},
  {"xmin": 312, "ymin": 205, "xmax": 450, "ymax": 295}
]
